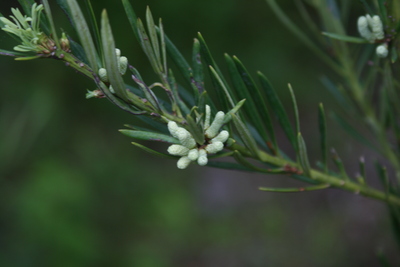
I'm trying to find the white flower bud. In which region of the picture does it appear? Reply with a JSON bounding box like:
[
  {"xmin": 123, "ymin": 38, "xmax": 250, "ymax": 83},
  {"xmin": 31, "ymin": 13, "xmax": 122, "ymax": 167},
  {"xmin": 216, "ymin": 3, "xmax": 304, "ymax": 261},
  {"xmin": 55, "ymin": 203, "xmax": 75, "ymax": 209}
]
[
  {"xmin": 119, "ymin": 56, "xmax": 128, "ymax": 75},
  {"xmin": 168, "ymin": 121, "xmax": 179, "ymax": 138},
  {"xmin": 211, "ymin": 130, "xmax": 229, "ymax": 143},
  {"xmin": 357, "ymin": 16, "xmax": 374, "ymax": 42},
  {"xmin": 188, "ymin": 149, "xmax": 199, "ymax": 161},
  {"xmin": 175, "ymin": 128, "xmax": 196, "ymax": 148},
  {"xmin": 205, "ymin": 111, "xmax": 225, "ymax": 138},
  {"xmin": 197, "ymin": 149, "xmax": 208, "ymax": 166},
  {"xmin": 98, "ymin": 68, "xmax": 109, "ymax": 82},
  {"xmin": 109, "ymin": 85, "xmax": 115, "ymax": 94},
  {"xmin": 167, "ymin": 144, "xmax": 190, "ymax": 156},
  {"xmin": 371, "ymin": 15, "xmax": 384, "ymax": 40},
  {"xmin": 115, "ymin": 48, "xmax": 121, "ymax": 57},
  {"xmin": 204, "ymin": 105, "xmax": 211, "ymax": 130},
  {"xmin": 205, "ymin": 141, "xmax": 224, "ymax": 154},
  {"xmin": 177, "ymin": 156, "xmax": 192, "ymax": 169},
  {"xmin": 376, "ymin": 44, "xmax": 388, "ymax": 58}
]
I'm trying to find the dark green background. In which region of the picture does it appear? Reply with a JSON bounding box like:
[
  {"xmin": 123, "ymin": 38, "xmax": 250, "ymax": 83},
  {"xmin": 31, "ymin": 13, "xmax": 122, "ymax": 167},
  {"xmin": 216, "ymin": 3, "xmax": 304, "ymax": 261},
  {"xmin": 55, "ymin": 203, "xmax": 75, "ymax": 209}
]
[{"xmin": 0, "ymin": 0, "xmax": 398, "ymax": 266}]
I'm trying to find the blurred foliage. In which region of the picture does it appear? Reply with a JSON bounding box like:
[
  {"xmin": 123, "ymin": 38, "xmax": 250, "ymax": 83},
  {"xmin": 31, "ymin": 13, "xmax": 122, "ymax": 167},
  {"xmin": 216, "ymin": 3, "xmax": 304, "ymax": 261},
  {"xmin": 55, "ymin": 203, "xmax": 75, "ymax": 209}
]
[{"xmin": 0, "ymin": 0, "xmax": 399, "ymax": 266}]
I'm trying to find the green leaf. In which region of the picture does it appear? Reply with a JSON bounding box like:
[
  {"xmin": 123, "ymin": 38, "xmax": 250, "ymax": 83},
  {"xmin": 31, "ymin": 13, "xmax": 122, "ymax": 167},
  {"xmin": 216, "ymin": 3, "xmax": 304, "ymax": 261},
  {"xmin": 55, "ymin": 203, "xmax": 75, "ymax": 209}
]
[
  {"xmin": 288, "ymin": 84, "xmax": 300, "ymax": 134},
  {"xmin": 167, "ymin": 69, "xmax": 190, "ymax": 115},
  {"xmin": 0, "ymin": 49, "xmax": 26, "ymax": 57},
  {"xmin": 18, "ymin": 0, "xmax": 50, "ymax": 34},
  {"xmin": 192, "ymin": 38, "xmax": 204, "ymax": 101},
  {"xmin": 209, "ymin": 65, "xmax": 235, "ymax": 108},
  {"xmin": 93, "ymin": 78, "xmax": 145, "ymax": 116},
  {"xmin": 137, "ymin": 18, "xmax": 162, "ymax": 74},
  {"xmin": 231, "ymin": 113, "xmax": 259, "ymax": 157},
  {"xmin": 259, "ymin": 184, "xmax": 330, "ymax": 193},
  {"xmin": 131, "ymin": 74, "xmax": 161, "ymax": 112},
  {"xmin": 83, "ymin": 0, "xmax": 103, "ymax": 65},
  {"xmin": 377, "ymin": 0, "xmax": 388, "ymax": 25},
  {"xmin": 318, "ymin": 103, "xmax": 328, "ymax": 173},
  {"xmin": 130, "ymin": 141, "xmax": 175, "ymax": 159},
  {"xmin": 331, "ymin": 149, "xmax": 350, "ymax": 181},
  {"xmin": 42, "ymin": 0, "xmax": 59, "ymax": 47},
  {"xmin": 258, "ymin": 72, "xmax": 297, "ymax": 151},
  {"xmin": 69, "ymin": 38, "xmax": 89, "ymax": 64},
  {"xmin": 223, "ymin": 99, "xmax": 246, "ymax": 124},
  {"xmin": 358, "ymin": 0, "xmax": 374, "ymax": 15},
  {"xmin": 146, "ymin": 7, "xmax": 162, "ymax": 73},
  {"xmin": 122, "ymin": 0, "xmax": 140, "ymax": 40},
  {"xmin": 119, "ymin": 129, "xmax": 179, "ymax": 144},
  {"xmin": 101, "ymin": 9, "xmax": 128, "ymax": 99},
  {"xmin": 227, "ymin": 55, "xmax": 277, "ymax": 151},
  {"xmin": 67, "ymin": 0, "xmax": 98, "ymax": 72},
  {"xmin": 390, "ymin": 45, "xmax": 398, "ymax": 64},
  {"xmin": 159, "ymin": 19, "xmax": 167, "ymax": 77},
  {"xmin": 198, "ymin": 32, "xmax": 232, "ymax": 111},
  {"xmin": 322, "ymin": 32, "xmax": 368, "ymax": 44},
  {"xmin": 297, "ymin": 133, "xmax": 311, "ymax": 177},
  {"xmin": 185, "ymin": 114, "xmax": 205, "ymax": 145}
]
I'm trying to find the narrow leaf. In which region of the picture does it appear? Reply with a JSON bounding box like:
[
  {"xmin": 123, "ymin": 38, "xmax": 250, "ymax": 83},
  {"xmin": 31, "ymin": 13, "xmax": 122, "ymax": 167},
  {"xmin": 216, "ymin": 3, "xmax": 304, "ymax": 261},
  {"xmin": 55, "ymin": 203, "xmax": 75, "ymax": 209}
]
[
  {"xmin": 318, "ymin": 103, "xmax": 328, "ymax": 173},
  {"xmin": 223, "ymin": 99, "xmax": 246, "ymax": 124},
  {"xmin": 67, "ymin": 0, "xmax": 98, "ymax": 72},
  {"xmin": 288, "ymin": 84, "xmax": 300, "ymax": 134},
  {"xmin": 198, "ymin": 32, "xmax": 232, "ymax": 110},
  {"xmin": 209, "ymin": 65, "xmax": 235, "ymax": 107},
  {"xmin": 231, "ymin": 113, "xmax": 259, "ymax": 157},
  {"xmin": 119, "ymin": 129, "xmax": 179, "ymax": 144},
  {"xmin": 185, "ymin": 114, "xmax": 205, "ymax": 145},
  {"xmin": 83, "ymin": 0, "xmax": 103, "ymax": 65},
  {"xmin": 101, "ymin": 9, "xmax": 127, "ymax": 99},
  {"xmin": 122, "ymin": 0, "xmax": 140, "ymax": 40},
  {"xmin": 192, "ymin": 38, "xmax": 204, "ymax": 100},
  {"xmin": 0, "ymin": 49, "xmax": 25, "ymax": 57},
  {"xmin": 130, "ymin": 141, "xmax": 175, "ymax": 159},
  {"xmin": 297, "ymin": 132, "xmax": 311, "ymax": 177},
  {"xmin": 322, "ymin": 32, "xmax": 368, "ymax": 43},
  {"xmin": 228, "ymin": 55, "xmax": 276, "ymax": 150},
  {"xmin": 377, "ymin": 0, "xmax": 388, "ymax": 25},
  {"xmin": 259, "ymin": 184, "xmax": 330, "ymax": 193},
  {"xmin": 258, "ymin": 72, "xmax": 297, "ymax": 150},
  {"xmin": 42, "ymin": 0, "xmax": 59, "ymax": 47},
  {"xmin": 146, "ymin": 7, "xmax": 162, "ymax": 72}
]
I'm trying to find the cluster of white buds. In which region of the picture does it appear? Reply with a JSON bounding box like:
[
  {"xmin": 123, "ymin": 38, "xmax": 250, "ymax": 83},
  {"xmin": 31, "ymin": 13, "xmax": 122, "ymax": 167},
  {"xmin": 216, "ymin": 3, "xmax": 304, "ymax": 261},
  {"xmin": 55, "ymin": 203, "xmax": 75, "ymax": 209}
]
[
  {"xmin": 167, "ymin": 105, "xmax": 230, "ymax": 169},
  {"xmin": 357, "ymin": 14, "xmax": 384, "ymax": 42},
  {"xmin": 98, "ymin": 48, "xmax": 128, "ymax": 93},
  {"xmin": 357, "ymin": 14, "xmax": 388, "ymax": 58}
]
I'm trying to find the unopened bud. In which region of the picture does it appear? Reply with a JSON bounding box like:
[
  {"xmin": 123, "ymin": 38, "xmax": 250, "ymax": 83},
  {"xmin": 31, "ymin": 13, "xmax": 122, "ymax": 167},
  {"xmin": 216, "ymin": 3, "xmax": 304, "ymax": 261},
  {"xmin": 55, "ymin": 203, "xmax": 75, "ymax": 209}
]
[
  {"xmin": 177, "ymin": 156, "xmax": 191, "ymax": 169},
  {"xmin": 98, "ymin": 68, "xmax": 109, "ymax": 83},
  {"xmin": 188, "ymin": 149, "xmax": 199, "ymax": 161},
  {"xmin": 205, "ymin": 111, "xmax": 225, "ymax": 138},
  {"xmin": 197, "ymin": 149, "xmax": 208, "ymax": 166},
  {"xmin": 60, "ymin": 32, "xmax": 70, "ymax": 52},
  {"xmin": 119, "ymin": 56, "xmax": 128, "ymax": 75},
  {"xmin": 168, "ymin": 144, "xmax": 190, "ymax": 156},
  {"xmin": 376, "ymin": 43, "xmax": 388, "ymax": 58}
]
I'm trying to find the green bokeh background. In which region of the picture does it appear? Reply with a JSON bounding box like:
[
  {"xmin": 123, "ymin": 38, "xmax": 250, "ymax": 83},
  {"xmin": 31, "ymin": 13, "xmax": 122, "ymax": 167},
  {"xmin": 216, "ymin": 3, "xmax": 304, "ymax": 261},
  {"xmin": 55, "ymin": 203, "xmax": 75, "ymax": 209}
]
[{"xmin": 0, "ymin": 0, "xmax": 398, "ymax": 266}]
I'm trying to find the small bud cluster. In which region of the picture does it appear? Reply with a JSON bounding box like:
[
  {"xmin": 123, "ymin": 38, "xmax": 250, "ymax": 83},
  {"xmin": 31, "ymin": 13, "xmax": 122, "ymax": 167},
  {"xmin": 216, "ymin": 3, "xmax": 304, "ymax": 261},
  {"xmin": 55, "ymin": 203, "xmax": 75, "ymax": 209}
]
[
  {"xmin": 98, "ymin": 48, "xmax": 129, "ymax": 93},
  {"xmin": 167, "ymin": 105, "xmax": 230, "ymax": 169},
  {"xmin": 357, "ymin": 14, "xmax": 388, "ymax": 58}
]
